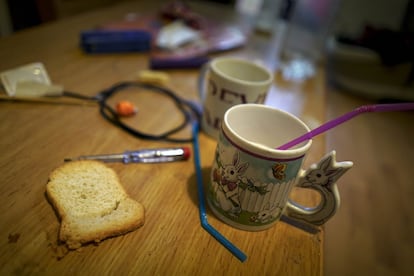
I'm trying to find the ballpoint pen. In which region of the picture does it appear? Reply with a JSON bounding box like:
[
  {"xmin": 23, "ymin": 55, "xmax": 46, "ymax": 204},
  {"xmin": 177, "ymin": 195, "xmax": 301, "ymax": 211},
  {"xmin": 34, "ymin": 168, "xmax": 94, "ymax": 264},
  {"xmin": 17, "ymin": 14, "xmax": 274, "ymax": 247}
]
[{"xmin": 64, "ymin": 147, "xmax": 191, "ymax": 164}]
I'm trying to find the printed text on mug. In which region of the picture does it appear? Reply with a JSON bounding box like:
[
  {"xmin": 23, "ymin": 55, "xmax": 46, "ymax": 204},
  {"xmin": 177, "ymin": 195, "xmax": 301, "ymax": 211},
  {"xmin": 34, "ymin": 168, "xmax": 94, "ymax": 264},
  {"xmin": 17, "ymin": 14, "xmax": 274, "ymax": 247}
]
[{"xmin": 205, "ymin": 79, "xmax": 267, "ymax": 130}]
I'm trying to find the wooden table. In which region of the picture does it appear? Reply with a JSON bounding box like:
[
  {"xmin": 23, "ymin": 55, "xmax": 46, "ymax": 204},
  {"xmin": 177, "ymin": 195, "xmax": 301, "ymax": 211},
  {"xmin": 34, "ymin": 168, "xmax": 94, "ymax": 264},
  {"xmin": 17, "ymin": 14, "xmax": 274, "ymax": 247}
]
[
  {"xmin": 324, "ymin": 87, "xmax": 414, "ymax": 276},
  {"xmin": 0, "ymin": 1, "xmax": 327, "ymax": 275}
]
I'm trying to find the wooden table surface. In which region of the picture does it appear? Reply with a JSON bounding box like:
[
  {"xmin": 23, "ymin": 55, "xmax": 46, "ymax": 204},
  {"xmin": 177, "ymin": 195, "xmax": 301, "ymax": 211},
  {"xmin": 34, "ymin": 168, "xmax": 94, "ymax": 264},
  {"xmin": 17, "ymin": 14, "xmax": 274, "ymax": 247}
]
[
  {"xmin": 0, "ymin": 1, "xmax": 328, "ymax": 275},
  {"xmin": 324, "ymin": 89, "xmax": 414, "ymax": 276}
]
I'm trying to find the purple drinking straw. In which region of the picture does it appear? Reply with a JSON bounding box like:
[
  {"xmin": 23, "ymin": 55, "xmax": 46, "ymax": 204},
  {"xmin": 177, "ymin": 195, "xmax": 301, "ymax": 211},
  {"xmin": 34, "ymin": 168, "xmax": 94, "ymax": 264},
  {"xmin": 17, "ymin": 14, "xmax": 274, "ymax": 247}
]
[{"xmin": 277, "ymin": 103, "xmax": 414, "ymax": 150}]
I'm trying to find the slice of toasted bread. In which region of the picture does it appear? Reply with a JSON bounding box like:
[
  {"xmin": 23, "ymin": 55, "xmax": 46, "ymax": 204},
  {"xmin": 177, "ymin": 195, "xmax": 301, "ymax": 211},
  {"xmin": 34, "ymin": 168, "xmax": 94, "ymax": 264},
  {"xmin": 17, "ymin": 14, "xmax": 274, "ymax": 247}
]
[{"xmin": 46, "ymin": 160, "xmax": 144, "ymax": 249}]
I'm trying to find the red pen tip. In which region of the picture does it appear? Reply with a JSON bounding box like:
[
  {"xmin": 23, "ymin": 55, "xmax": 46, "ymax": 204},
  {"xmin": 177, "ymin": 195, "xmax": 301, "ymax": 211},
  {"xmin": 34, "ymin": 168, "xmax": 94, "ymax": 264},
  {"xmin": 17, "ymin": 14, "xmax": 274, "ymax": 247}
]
[{"xmin": 182, "ymin": 147, "xmax": 191, "ymax": 159}]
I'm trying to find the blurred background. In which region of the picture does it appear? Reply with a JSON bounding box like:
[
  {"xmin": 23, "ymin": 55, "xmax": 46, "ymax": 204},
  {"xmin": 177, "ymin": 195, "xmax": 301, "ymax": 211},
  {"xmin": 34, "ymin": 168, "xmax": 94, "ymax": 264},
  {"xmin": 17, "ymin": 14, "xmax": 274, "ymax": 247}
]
[
  {"xmin": 1, "ymin": 0, "xmax": 413, "ymax": 100},
  {"xmin": 1, "ymin": 0, "xmax": 412, "ymax": 38}
]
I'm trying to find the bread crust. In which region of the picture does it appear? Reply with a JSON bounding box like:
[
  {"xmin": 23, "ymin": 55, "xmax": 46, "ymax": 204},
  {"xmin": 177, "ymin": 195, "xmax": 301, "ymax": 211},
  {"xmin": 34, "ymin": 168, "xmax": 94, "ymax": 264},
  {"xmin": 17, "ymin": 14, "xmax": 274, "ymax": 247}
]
[{"xmin": 46, "ymin": 160, "xmax": 144, "ymax": 250}]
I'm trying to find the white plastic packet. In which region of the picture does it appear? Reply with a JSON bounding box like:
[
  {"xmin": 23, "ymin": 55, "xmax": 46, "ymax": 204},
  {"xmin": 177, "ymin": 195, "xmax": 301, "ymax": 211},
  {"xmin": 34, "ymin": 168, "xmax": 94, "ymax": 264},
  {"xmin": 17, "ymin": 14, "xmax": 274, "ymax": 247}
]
[
  {"xmin": 0, "ymin": 62, "xmax": 62, "ymax": 97},
  {"xmin": 156, "ymin": 21, "xmax": 201, "ymax": 50}
]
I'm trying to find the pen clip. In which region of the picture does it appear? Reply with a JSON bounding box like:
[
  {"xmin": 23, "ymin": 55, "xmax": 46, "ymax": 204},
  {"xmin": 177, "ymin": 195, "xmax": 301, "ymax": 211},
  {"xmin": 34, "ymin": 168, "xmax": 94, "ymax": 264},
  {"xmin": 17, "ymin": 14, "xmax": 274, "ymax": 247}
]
[{"xmin": 125, "ymin": 147, "xmax": 190, "ymax": 163}]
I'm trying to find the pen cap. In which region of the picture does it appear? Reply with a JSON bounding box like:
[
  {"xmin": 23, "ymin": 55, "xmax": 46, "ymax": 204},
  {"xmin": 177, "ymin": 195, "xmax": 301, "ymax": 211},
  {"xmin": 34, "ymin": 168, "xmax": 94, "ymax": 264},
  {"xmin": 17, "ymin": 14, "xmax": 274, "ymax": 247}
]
[{"xmin": 182, "ymin": 147, "xmax": 191, "ymax": 160}]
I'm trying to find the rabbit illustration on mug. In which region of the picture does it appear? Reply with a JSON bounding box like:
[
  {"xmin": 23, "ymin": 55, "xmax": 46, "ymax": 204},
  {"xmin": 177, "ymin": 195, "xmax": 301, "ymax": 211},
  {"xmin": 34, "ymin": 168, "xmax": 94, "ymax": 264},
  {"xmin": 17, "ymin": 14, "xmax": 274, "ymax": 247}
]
[
  {"xmin": 286, "ymin": 151, "xmax": 353, "ymax": 225},
  {"xmin": 250, "ymin": 202, "xmax": 283, "ymax": 223},
  {"xmin": 211, "ymin": 151, "xmax": 249, "ymax": 216}
]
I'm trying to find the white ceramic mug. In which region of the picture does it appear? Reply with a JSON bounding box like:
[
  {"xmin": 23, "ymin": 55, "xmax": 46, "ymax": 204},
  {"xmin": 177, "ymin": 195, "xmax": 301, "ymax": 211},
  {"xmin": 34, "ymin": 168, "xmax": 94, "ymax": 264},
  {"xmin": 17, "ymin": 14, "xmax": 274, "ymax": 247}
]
[
  {"xmin": 198, "ymin": 57, "xmax": 273, "ymax": 139},
  {"xmin": 207, "ymin": 104, "xmax": 353, "ymax": 231}
]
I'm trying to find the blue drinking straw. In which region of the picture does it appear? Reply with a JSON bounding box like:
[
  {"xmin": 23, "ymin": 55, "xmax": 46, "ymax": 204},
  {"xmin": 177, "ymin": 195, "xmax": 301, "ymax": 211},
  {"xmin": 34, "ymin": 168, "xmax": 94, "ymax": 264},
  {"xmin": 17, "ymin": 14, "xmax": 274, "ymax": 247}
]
[
  {"xmin": 278, "ymin": 102, "xmax": 414, "ymax": 150},
  {"xmin": 191, "ymin": 120, "xmax": 247, "ymax": 262}
]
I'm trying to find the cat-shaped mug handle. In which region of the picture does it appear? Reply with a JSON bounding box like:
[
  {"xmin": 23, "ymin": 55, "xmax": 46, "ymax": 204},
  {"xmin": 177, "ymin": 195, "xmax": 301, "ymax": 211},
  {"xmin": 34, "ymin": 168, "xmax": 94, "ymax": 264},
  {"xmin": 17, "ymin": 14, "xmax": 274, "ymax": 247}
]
[{"xmin": 285, "ymin": 151, "xmax": 353, "ymax": 226}]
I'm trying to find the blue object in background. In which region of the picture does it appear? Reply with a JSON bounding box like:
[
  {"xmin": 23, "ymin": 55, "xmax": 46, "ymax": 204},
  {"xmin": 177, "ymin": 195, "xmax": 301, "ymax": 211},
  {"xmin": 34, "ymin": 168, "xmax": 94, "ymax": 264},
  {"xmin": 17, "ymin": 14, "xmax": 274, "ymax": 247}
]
[{"xmin": 80, "ymin": 30, "xmax": 151, "ymax": 53}]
